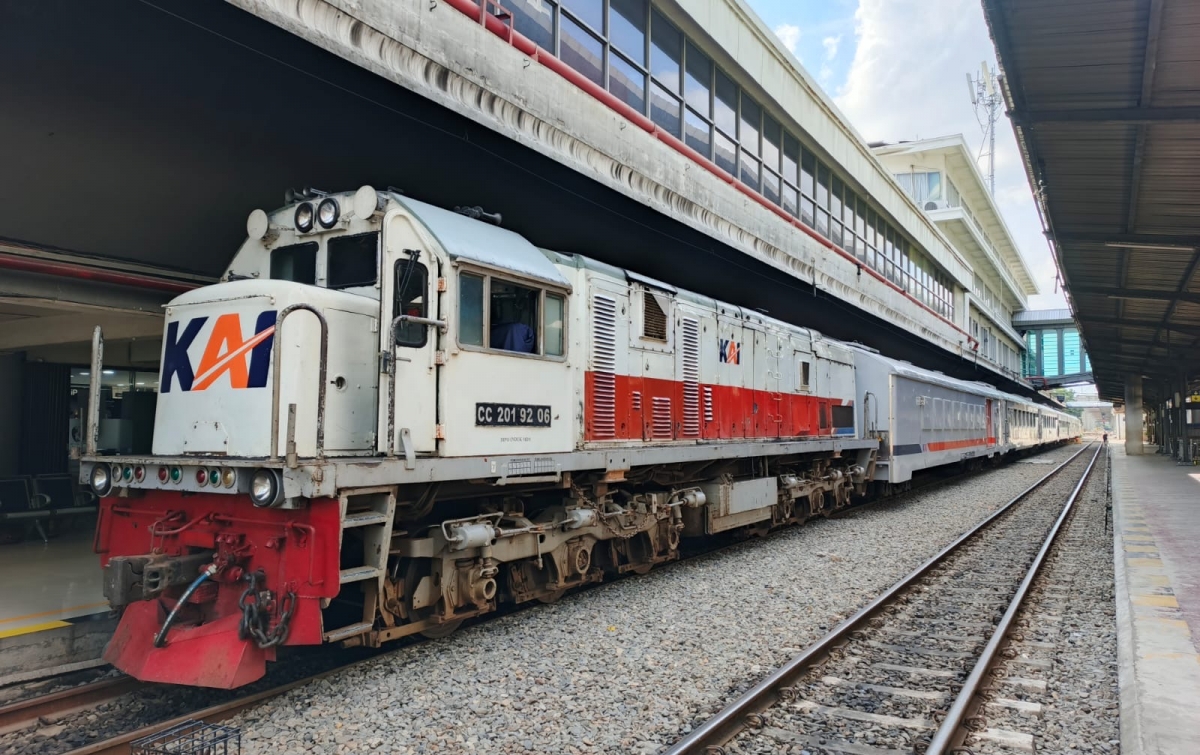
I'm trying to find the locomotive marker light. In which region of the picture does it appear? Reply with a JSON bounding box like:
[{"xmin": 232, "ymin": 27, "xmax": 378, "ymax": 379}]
[
  {"xmin": 89, "ymin": 463, "xmax": 113, "ymax": 497},
  {"xmin": 221, "ymin": 467, "xmax": 237, "ymax": 488},
  {"xmin": 195, "ymin": 468, "xmax": 208, "ymax": 487},
  {"xmin": 250, "ymin": 468, "xmax": 283, "ymax": 508},
  {"xmin": 317, "ymin": 198, "xmax": 340, "ymax": 228},
  {"xmin": 294, "ymin": 202, "xmax": 315, "ymax": 233},
  {"xmin": 169, "ymin": 466, "xmax": 182, "ymax": 483}
]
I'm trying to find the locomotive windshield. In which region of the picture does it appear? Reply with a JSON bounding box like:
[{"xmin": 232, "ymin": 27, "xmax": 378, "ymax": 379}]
[
  {"xmin": 327, "ymin": 232, "xmax": 379, "ymax": 289},
  {"xmin": 270, "ymin": 242, "xmax": 317, "ymax": 284}
]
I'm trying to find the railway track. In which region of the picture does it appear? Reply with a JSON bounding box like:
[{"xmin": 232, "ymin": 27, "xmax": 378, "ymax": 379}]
[
  {"xmin": 664, "ymin": 441, "xmax": 1101, "ymax": 755},
  {"xmin": 5, "ymin": 446, "xmax": 1083, "ymax": 755},
  {"xmin": 0, "ymin": 677, "xmax": 144, "ymax": 736}
]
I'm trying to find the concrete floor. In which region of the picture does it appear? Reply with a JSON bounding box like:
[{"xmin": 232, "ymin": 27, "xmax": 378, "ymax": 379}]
[
  {"xmin": 0, "ymin": 529, "xmax": 108, "ymax": 638},
  {"xmin": 1111, "ymin": 445, "xmax": 1200, "ymax": 755}
]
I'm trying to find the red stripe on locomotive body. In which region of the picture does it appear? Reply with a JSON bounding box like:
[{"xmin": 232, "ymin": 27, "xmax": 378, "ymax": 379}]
[
  {"xmin": 584, "ymin": 371, "xmax": 851, "ymax": 442},
  {"xmin": 926, "ymin": 437, "xmax": 998, "ymax": 452}
]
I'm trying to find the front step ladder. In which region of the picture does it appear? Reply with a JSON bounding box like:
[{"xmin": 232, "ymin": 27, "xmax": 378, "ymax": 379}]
[{"xmin": 324, "ymin": 487, "xmax": 396, "ymax": 643}]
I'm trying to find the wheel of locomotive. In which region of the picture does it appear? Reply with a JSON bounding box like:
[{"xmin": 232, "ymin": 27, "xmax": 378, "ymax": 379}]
[
  {"xmin": 402, "ymin": 558, "xmax": 463, "ymax": 639},
  {"xmin": 537, "ymin": 588, "xmax": 567, "ymax": 604}
]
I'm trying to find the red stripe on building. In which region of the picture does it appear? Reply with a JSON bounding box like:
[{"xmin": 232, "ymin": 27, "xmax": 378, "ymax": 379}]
[{"xmin": 584, "ymin": 372, "xmax": 851, "ymax": 442}]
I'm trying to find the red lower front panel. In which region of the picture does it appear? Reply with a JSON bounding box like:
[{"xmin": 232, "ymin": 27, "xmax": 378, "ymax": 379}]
[{"xmin": 95, "ymin": 491, "xmax": 340, "ymax": 688}]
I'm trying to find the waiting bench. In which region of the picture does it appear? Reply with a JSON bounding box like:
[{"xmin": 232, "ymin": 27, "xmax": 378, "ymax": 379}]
[{"xmin": 0, "ymin": 475, "xmax": 98, "ymax": 544}]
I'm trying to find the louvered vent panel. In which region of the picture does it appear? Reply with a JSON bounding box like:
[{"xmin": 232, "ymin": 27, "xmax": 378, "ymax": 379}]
[
  {"xmin": 703, "ymin": 386, "xmax": 714, "ymax": 422},
  {"xmin": 631, "ymin": 391, "xmax": 642, "ymax": 411},
  {"xmin": 681, "ymin": 318, "xmax": 700, "ymax": 436},
  {"xmin": 651, "ymin": 397, "xmax": 673, "ymax": 439},
  {"xmin": 643, "ymin": 292, "xmax": 668, "ymax": 340},
  {"xmin": 591, "ymin": 295, "xmax": 618, "ymax": 439}
]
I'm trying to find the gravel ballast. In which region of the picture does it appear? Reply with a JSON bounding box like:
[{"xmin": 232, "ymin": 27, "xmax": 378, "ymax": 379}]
[{"xmin": 229, "ymin": 445, "xmax": 1084, "ymax": 755}]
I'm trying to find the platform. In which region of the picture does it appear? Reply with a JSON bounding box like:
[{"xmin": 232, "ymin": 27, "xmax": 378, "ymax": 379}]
[
  {"xmin": 1111, "ymin": 445, "xmax": 1200, "ymax": 755},
  {"xmin": 0, "ymin": 530, "xmax": 108, "ymax": 637}
]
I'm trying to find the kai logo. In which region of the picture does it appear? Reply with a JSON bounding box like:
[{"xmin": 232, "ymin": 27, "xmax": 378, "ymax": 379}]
[
  {"xmin": 161, "ymin": 311, "xmax": 276, "ymax": 392},
  {"xmin": 719, "ymin": 338, "xmax": 741, "ymax": 365}
]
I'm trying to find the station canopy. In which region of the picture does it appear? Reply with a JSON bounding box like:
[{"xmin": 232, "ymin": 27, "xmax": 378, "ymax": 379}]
[{"xmin": 984, "ymin": 0, "xmax": 1200, "ymax": 402}]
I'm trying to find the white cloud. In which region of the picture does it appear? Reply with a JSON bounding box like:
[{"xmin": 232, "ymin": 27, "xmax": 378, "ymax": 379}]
[
  {"xmin": 773, "ymin": 23, "xmax": 801, "ymax": 57},
  {"xmin": 822, "ymin": 34, "xmax": 842, "ymax": 61},
  {"xmin": 835, "ymin": 0, "xmax": 1066, "ymax": 309}
]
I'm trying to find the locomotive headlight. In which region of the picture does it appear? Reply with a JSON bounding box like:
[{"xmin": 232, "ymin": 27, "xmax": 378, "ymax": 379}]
[
  {"xmin": 90, "ymin": 464, "xmax": 113, "ymax": 497},
  {"xmin": 294, "ymin": 202, "xmax": 315, "ymax": 233},
  {"xmin": 250, "ymin": 468, "xmax": 283, "ymax": 508},
  {"xmin": 317, "ymin": 198, "xmax": 340, "ymax": 229}
]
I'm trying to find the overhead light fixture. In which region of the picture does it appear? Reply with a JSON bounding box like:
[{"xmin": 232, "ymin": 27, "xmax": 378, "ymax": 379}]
[{"xmin": 1103, "ymin": 241, "xmax": 1195, "ymax": 252}]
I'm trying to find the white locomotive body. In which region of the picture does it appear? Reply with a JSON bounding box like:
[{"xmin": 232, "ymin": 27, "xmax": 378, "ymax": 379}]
[{"xmin": 84, "ymin": 187, "xmax": 1079, "ymax": 688}]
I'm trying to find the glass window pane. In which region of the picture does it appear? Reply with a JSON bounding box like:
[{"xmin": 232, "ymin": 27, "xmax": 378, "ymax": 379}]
[
  {"xmin": 650, "ymin": 83, "xmax": 681, "ymax": 136},
  {"xmin": 740, "ymin": 95, "xmax": 761, "ymax": 157},
  {"xmin": 740, "ymin": 151, "xmax": 760, "ymax": 192},
  {"xmin": 561, "ymin": 15, "xmax": 604, "ymax": 86},
  {"xmin": 507, "ymin": 0, "xmax": 555, "ymax": 51},
  {"xmin": 831, "ymin": 220, "xmax": 843, "ymax": 247},
  {"xmin": 684, "ymin": 107, "xmax": 710, "ymax": 157},
  {"xmin": 490, "ymin": 279, "xmax": 540, "ymax": 353},
  {"xmin": 459, "ymin": 273, "xmax": 485, "ymax": 346},
  {"xmin": 816, "ymin": 163, "xmax": 830, "ymax": 209},
  {"xmin": 762, "ymin": 116, "xmax": 781, "ymax": 172},
  {"xmin": 650, "ymin": 9, "xmax": 681, "ymax": 92},
  {"xmin": 610, "ymin": 0, "xmax": 646, "ymax": 64},
  {"xmin": 327, "ymin": 232, "xmax": 379, "ymax": 289},
  {"xmin": 544, "ymin": 294, "xmax": 565, "ymax": 356},
  {"xmin": 783, "ymin": 133, "xmax": 799, "ymax": 184},
  {"xmin": 562, "ymin": 0, "xmax": 602, "ymax": 32},
  {"xmin": 831, "ymin": 176, "xmax": 843, "ymax": 221},
  {"xmin": 816, "ymin": 209, "xmax": 829, "ymax": 237},
  {"xmin": 394, "ymin": 260, "xmax": 429, "ymax": 348},
  {"xmin": 714, "ymin": 69, "xmax": 737, "ymax": 135},
  {"xmin": 764, "ymin": 169, "xmax": 780, "ymax": 205},
  {"xmin": 800, "ymin": 149, "xmax": 815, "ymax": 198},
  {"xmin": 684, "ymin": 42, "xmax": 711, "ymax": 116},
  {"xmin": 609, "ymin": 51, "xmax": 646, "ymax": 113},
  {"xmin": 783, "ymin": 183, "xmax": 798, "ymax": 217},
  {"xmin": 270, "ymin": 242, "xmax": 317, "ymax": 285},
  {"xmin": 801, "ymin": 197, "xmax": 815, "ymax": 227},
  {"xmin": 715, "ymin": 131, "xmax": 736, "ymax": 175},
  {"xmin": 855, "ymin": 197, "xmax": 867, "ymax": 235}
]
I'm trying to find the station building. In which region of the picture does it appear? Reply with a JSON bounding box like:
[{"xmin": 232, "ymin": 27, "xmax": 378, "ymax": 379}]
[{"xmin": 873, "ymin": 136, "xmax": 1038, "ymax": 382}]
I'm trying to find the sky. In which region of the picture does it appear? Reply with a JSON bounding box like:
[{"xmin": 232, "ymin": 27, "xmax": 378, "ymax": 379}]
[{"xmin": 746, "ymin": 0, "xmax": 1068, "ymax": 311}]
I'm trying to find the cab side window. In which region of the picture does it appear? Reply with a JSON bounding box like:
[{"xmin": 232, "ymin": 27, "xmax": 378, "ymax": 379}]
[
  {"xmin": 393, "ymin": 258, "xmax": 429, "ymax": 348},
  {"xmin": 457, "ymin": 271, "xmax": 566, "ymax": 357}
]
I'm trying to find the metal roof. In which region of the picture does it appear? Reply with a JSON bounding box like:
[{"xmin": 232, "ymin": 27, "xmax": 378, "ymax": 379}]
[{"xmin": 983, "ymin": 0, "xmax": 1200, "ymax": 403}]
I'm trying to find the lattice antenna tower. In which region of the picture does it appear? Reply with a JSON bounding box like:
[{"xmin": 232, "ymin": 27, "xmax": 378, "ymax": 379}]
[{"xmin": 966, "ymin": 61, "xmax": 1001, "ymax": 196}]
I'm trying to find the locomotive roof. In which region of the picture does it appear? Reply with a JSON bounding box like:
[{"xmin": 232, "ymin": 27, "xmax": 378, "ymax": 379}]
[{"xmin": 391, "ymin": 194, "xmax": 572, "ymax": 290}]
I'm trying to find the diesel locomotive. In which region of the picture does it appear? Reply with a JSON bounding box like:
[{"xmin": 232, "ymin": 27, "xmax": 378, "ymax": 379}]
[{"xmin": 82, "ymin": 187, "xmax": 1080, "ymax": 688}]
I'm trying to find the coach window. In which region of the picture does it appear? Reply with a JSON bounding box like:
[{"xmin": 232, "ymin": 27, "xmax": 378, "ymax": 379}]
[
  {"xmin": 270, "ymin": 242, "xmax": 317, "ymax": 285},
  {"xmin": 393, "ymin": 258, "xmax": 429, "ymax": 348},
  {"xmin": 328, "ymin": 232, "xmax": 379, "ymax": 289}
]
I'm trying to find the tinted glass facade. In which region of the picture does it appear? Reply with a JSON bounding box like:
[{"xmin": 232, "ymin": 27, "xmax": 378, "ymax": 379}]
[
  {"xmin": 1023, "ymin": 326, "xmax": 1090, "ymax": 379},
  {"xmin": 497, "ymin": 0, "xmax": 955, "ymax": 320}
]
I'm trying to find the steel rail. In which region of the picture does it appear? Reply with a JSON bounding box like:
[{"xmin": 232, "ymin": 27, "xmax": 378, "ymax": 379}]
[
  {"xmin": 925, "ymin": 441, "xmax": 1103, "ymax": 753},
  {"xmin": 0, "ymin": 676, "xmax": 144, "ymax": 735},
  {"xmin": 57, "ymin": 655, "xmax": 379, "ymax": 755},
  {"xmin": 662, "ymin": 441, "xmax": 1096, "ymax": 755}
]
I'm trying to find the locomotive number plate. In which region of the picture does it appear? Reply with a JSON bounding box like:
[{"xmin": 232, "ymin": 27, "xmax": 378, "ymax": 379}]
[{"xmin": 475, "ymin": 403, "xmax": 552, "ymax": 427}]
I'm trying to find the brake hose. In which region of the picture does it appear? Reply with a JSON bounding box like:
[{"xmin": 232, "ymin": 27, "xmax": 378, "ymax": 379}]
[{"xmin": 152, "ymin": 563, "xmax": 219, "ymax": 648}]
